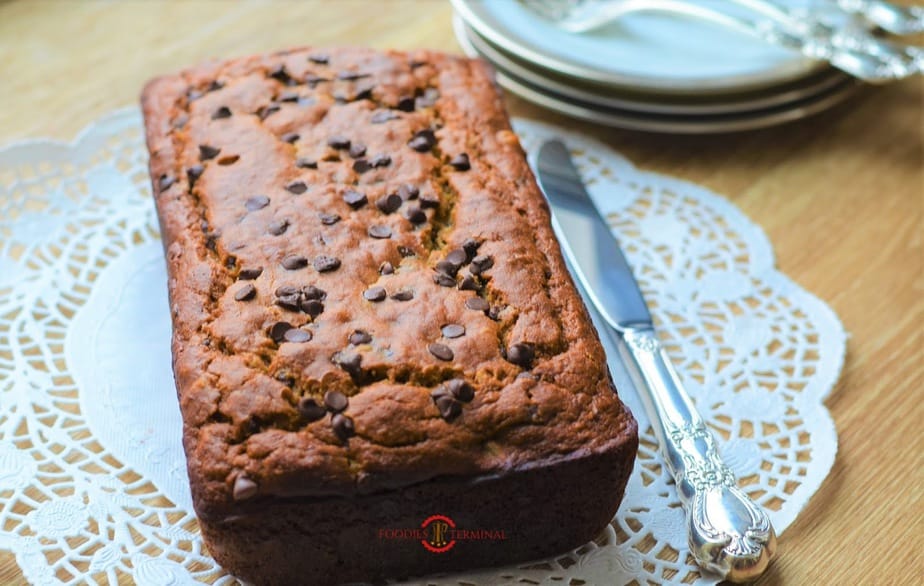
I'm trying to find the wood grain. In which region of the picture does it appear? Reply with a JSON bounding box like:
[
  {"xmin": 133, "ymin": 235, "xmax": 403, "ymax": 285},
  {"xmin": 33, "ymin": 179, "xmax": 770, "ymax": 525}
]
[{"xmin": 1, "ymin": 1, "xmax": 921, "ymax": 585}]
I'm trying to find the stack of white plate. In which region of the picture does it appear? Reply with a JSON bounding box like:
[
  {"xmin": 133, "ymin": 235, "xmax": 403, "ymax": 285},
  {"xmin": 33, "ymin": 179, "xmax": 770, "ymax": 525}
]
[{"xmin": 451, "ymin": 0, "xmax": 862, "ymax": 133}]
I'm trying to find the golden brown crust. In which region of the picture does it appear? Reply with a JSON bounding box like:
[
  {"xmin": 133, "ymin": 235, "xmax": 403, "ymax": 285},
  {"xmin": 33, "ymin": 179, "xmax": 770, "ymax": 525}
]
[{"xmin": 142, "ymin": 47, "xmax": 637, "ymax": 523}]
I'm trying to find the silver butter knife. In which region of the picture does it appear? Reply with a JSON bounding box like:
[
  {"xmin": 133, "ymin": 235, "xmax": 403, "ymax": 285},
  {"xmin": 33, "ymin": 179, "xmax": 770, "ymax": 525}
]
[{"xmin": 535, "ymin": 139, "xmax": 776, "ymax": 583}]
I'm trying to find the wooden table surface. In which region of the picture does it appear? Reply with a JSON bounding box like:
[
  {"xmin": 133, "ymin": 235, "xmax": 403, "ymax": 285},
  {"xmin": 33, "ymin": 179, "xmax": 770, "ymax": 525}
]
[{"xmin": 1, "ymin": 1, "xmax": 921, "ymax": 584}]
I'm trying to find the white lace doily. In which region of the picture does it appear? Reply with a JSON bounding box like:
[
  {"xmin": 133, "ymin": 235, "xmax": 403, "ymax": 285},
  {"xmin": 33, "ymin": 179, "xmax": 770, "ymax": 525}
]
[{"xmin": 0, "ymin": 110, "xmax": 844, "ymax": 585}]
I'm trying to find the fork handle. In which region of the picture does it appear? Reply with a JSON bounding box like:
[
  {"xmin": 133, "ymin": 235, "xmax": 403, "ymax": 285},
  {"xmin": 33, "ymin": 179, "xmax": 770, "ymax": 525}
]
[
  {"xmin": 696, "ymin": 0, "xmax": 921, "ymax": 82},
  {"xmin": 834, "ymin": 0, "xmax": 924, "ymax": 34},
  {"xmin": 556, "ymin": 0, "xmax": 920, "ymax": 82}
]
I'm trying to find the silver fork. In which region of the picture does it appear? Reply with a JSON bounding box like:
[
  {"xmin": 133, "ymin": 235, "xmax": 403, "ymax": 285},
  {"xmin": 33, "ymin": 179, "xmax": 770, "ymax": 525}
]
[
  {"xmin": 525, "ymin": 0, "xmax": 924, "ymax": 82},
  {"xmin": 833, "ymin": 0, "xmax": 924, "ymax": 34}
]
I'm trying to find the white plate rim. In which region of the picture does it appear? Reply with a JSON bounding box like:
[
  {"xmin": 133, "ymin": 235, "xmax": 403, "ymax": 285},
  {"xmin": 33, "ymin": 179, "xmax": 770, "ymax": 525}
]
[
  {"xmin": 456, "ymin": 16, "xmax": 850, "ymax": 116},
  {"xmin": 497, "ymin": 71, "xmax": 861, "ymax": 133},
  {"xmin": 477, "ymin": 51, "xmax": 863, "ymax": 133},
  {"xmin": 451, "ymin": 0, "xmax": 831, "ymax": 96}
]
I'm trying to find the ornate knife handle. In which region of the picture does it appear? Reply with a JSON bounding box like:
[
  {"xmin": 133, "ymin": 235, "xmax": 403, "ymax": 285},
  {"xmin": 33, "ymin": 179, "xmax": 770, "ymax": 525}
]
[{"xmin": 618, "ymin": 328, "xmax": 776, "ymax": 583}]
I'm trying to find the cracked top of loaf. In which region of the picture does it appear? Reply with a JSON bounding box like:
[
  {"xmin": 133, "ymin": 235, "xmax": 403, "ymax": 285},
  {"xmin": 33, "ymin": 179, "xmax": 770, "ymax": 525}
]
[{"xmin": 142, "ymin": 47, "xmax": 636, "ymax": 519}]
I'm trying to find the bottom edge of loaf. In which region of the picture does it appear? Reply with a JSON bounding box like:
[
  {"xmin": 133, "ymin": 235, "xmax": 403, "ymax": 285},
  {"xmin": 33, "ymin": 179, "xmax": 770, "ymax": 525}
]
[{"xmin": 198, "ymin": 436, "xmax": 637, "ymax": 586}]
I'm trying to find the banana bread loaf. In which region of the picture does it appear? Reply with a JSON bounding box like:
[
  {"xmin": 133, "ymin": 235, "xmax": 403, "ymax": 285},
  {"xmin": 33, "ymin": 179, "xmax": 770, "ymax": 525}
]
[{"xmin": 142, "ymin": 46, "xmax": 637, "ymax": 586}]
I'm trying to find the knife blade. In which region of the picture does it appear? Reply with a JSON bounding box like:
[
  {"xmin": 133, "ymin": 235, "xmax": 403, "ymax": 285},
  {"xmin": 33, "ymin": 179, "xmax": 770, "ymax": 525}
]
[{"xmin": 535, "ymin": 139, "xmax": 776, "ymax": 583}]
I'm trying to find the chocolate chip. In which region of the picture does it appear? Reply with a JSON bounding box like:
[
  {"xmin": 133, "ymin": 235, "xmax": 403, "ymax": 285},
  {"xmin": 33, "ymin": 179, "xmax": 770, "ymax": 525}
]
[
  {"xmin": 419, "ymin": 193, "xmax": 440, "ymax": 209},
  {"xmin": 327, "ymin": 136, "xmax": 351, "ymax": 150},
  {"xmin": 435, "ymin": 260, "xmax": 459, "ymax": 276},
  {"xmin": 269, "ymin": 65, "xmax": 293, "ymax": 84},
  {"xmin": 449, "ymin": 153, "xmax": 470, "ymax": 171},
  {"xmin": 368, "ymin": 225, "xmax": 392, "ymax": 239},
  {"xmin": 447, "ymin": 378, "xmax": 475, "ymax": 402},
  {"xmin": 371, "ymin": 110, "xmax": 399, "ymax": 124},
  {"xmin": 275, "ymin": 294, "xmax": 300, "ymax": 311},
  {"xmin": 466, "ymin": 297, "xmax": 490, "ymax": 312},
  {"xmin": 390, "ymin": 289, "xmax": 414, "ymax": 301},
  {"xmin": 432, "ymin": 393, "xmax": 461, "ymax": 421},
  {"xmin": 298, "ymin": 398, "xmax": 327, "ymax": 422},
  {"xmin": 441, "ymin": 324, "xmax": 465, "ymax": 338},
  {"xmin": 372, "ymin": 154, "xmax": 392, "ymax": 168},
  {"xmin": 459, "ymin": 275, "xmax": 479, "ymax": 291},
  {"xmin": 343, "ymin": 189, "xmax": 367, "ymax": 209},
  {"xmin": 276, "ymin": 285, "xmax": 300, "ymax": 297},
  {"xmin": 187, "ymin": 165, "xmax": 204, "ymax": 186},
  {"xmin": 348, "ymin": 143, "xmax": 367, "ymax": 158},
  {"xmin": 405, "ymin": 206, "xmax": 426, "ymax": 224},
  {"xmin": 334, "ymin": 352, "xmax": 362, "ymax": 376},
  {"xmin": 324, "ymin": 390, "xmax": 349, "ymax": 413},
  {"xmin": 379, "ymin": 261, "xmax": 395, "ymax": 275},
  {"xmin": 462, "ymin": 238, "xmax": 481, "ymax": 260},
  {"xmin": 282, "ymin": 132, "xmax": 300, "ymax": 144},
  {"xmin": 300, "ymin": 299, "xmax": 324, "ymax": 317},
  {"xmin": 286, "ymin": 181, "xmax": 308, "ymax": 194},
  {"xmin": 234, "ymin": 283, "xmax": 256, "ymax": 301},
  {"xmin": 337, "ymin": 70, "xmax": 369, "ymax": 81},
  {"xmin": 446, "ymin": 249, "xmax": 468, "ymax": 267},
  {"xmin": 302, "ymin": 285, "xmax": 326, "ymax": 300},
  {"xmin": 258, "ymin": 104, "xmax": 281, "ymax": 120},
  {"xmin": 363, "ymin": 286, "xmax": 386, "ymax": 302},
  {"xmin": 433, "ymin": 272, "xmax": 456, "ymax": 287},
  {"xmin": 408, "ymin": 129, "xmax": 436, "ymax": 152},
  {"xmin": 246, "ymin": 195, "xmax": 270, "ymax": 211},
  {"xmin": 313, "ymin": 255, "xmax": 341, "ymax": 272},
  {"xmin": 296, "ymin": 157, "xmax": 318, "ymax": 169},
  {"xmin": 308, "ymin": 53, "xmax": 329, "ymax": 64},
  {"xmin": 428, "ymin": 343, "xmax": 454, "ymax": 361},
  {"xmin": 208, "ymin": 80, "xmax": 225, "ymax": 92},
  {"xmin": 283, "ymin": 328, "xmax": 312, "ymax": 343},
  {"xmin": 470, "ymin": 255, "xmax": 494, "ymax": 275},
  {"xmin": 350, "ymin": 330, "xmax": 372, "ymax": 345},
  {"xmin": 278, "ymin": 91, "xmax": 300, "ymax": 103},
  {"xmin": 319, "ymin": 212, "xmax": 341, "ymax": 225},
  {"xmin": 281, "ymin": 254, "xmax": 308, "ymax": 270},
  {"xmin": 199, "ymin": 145, "xmax": 221, "ymax": 161},
  {"xmin": 352, "ymin": 86, "xmax": 375, "ymax": 101},
  {"xmin": 506, "ymin": 343, "xmax": 535, "ymax": 369},
  {"xmin": 397, "ymin": 95, "xmax": 415, "ymax": 112},
  {"xmin": 331, "ymin": 413, "xmax": 355, "ymax": 441},
  {"xmin": 212, "ymin": 106, "xmax": 232, "ymax": 119},
  {"xmin": 376, "ymin": 193, "xmax": 403, "ymax": 214},
  {"xmin": 398, "ymin": 246, "xmax": 416, "ymax": 258},
  {"xmin": 239, "ymin": 267, "xmax": 263, "ymax": 280},
  {"xmin": 398, "ymin": 184, "xmax": 419, "ymax": 200},
  {"xmin": 233, "ymin": 476, "xmax": 258, "ymax": 501},
  {"xmin": 217, "ymin": 155, "xmax": 240, "ymax": 166},
  {"xmin": 352, "ymin": 159, "xmax": 372, "ymax": 174},
  {"xmin": 268, "ymin": 219, "xmax": 289, "ymax": 235},
  {"xmin": 269, "ymin": 321, "xmax": 293, "ymax": 342},
  {"xmin": 158, "ymin": 175, "xmax": 175, "ymax": 192}
]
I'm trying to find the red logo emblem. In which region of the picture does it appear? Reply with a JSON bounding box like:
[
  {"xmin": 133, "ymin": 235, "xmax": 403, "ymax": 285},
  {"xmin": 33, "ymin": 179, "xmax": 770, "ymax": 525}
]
[{"xmin": 420, "ymin": 515, "xmax": 457, "ymax": 553}]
